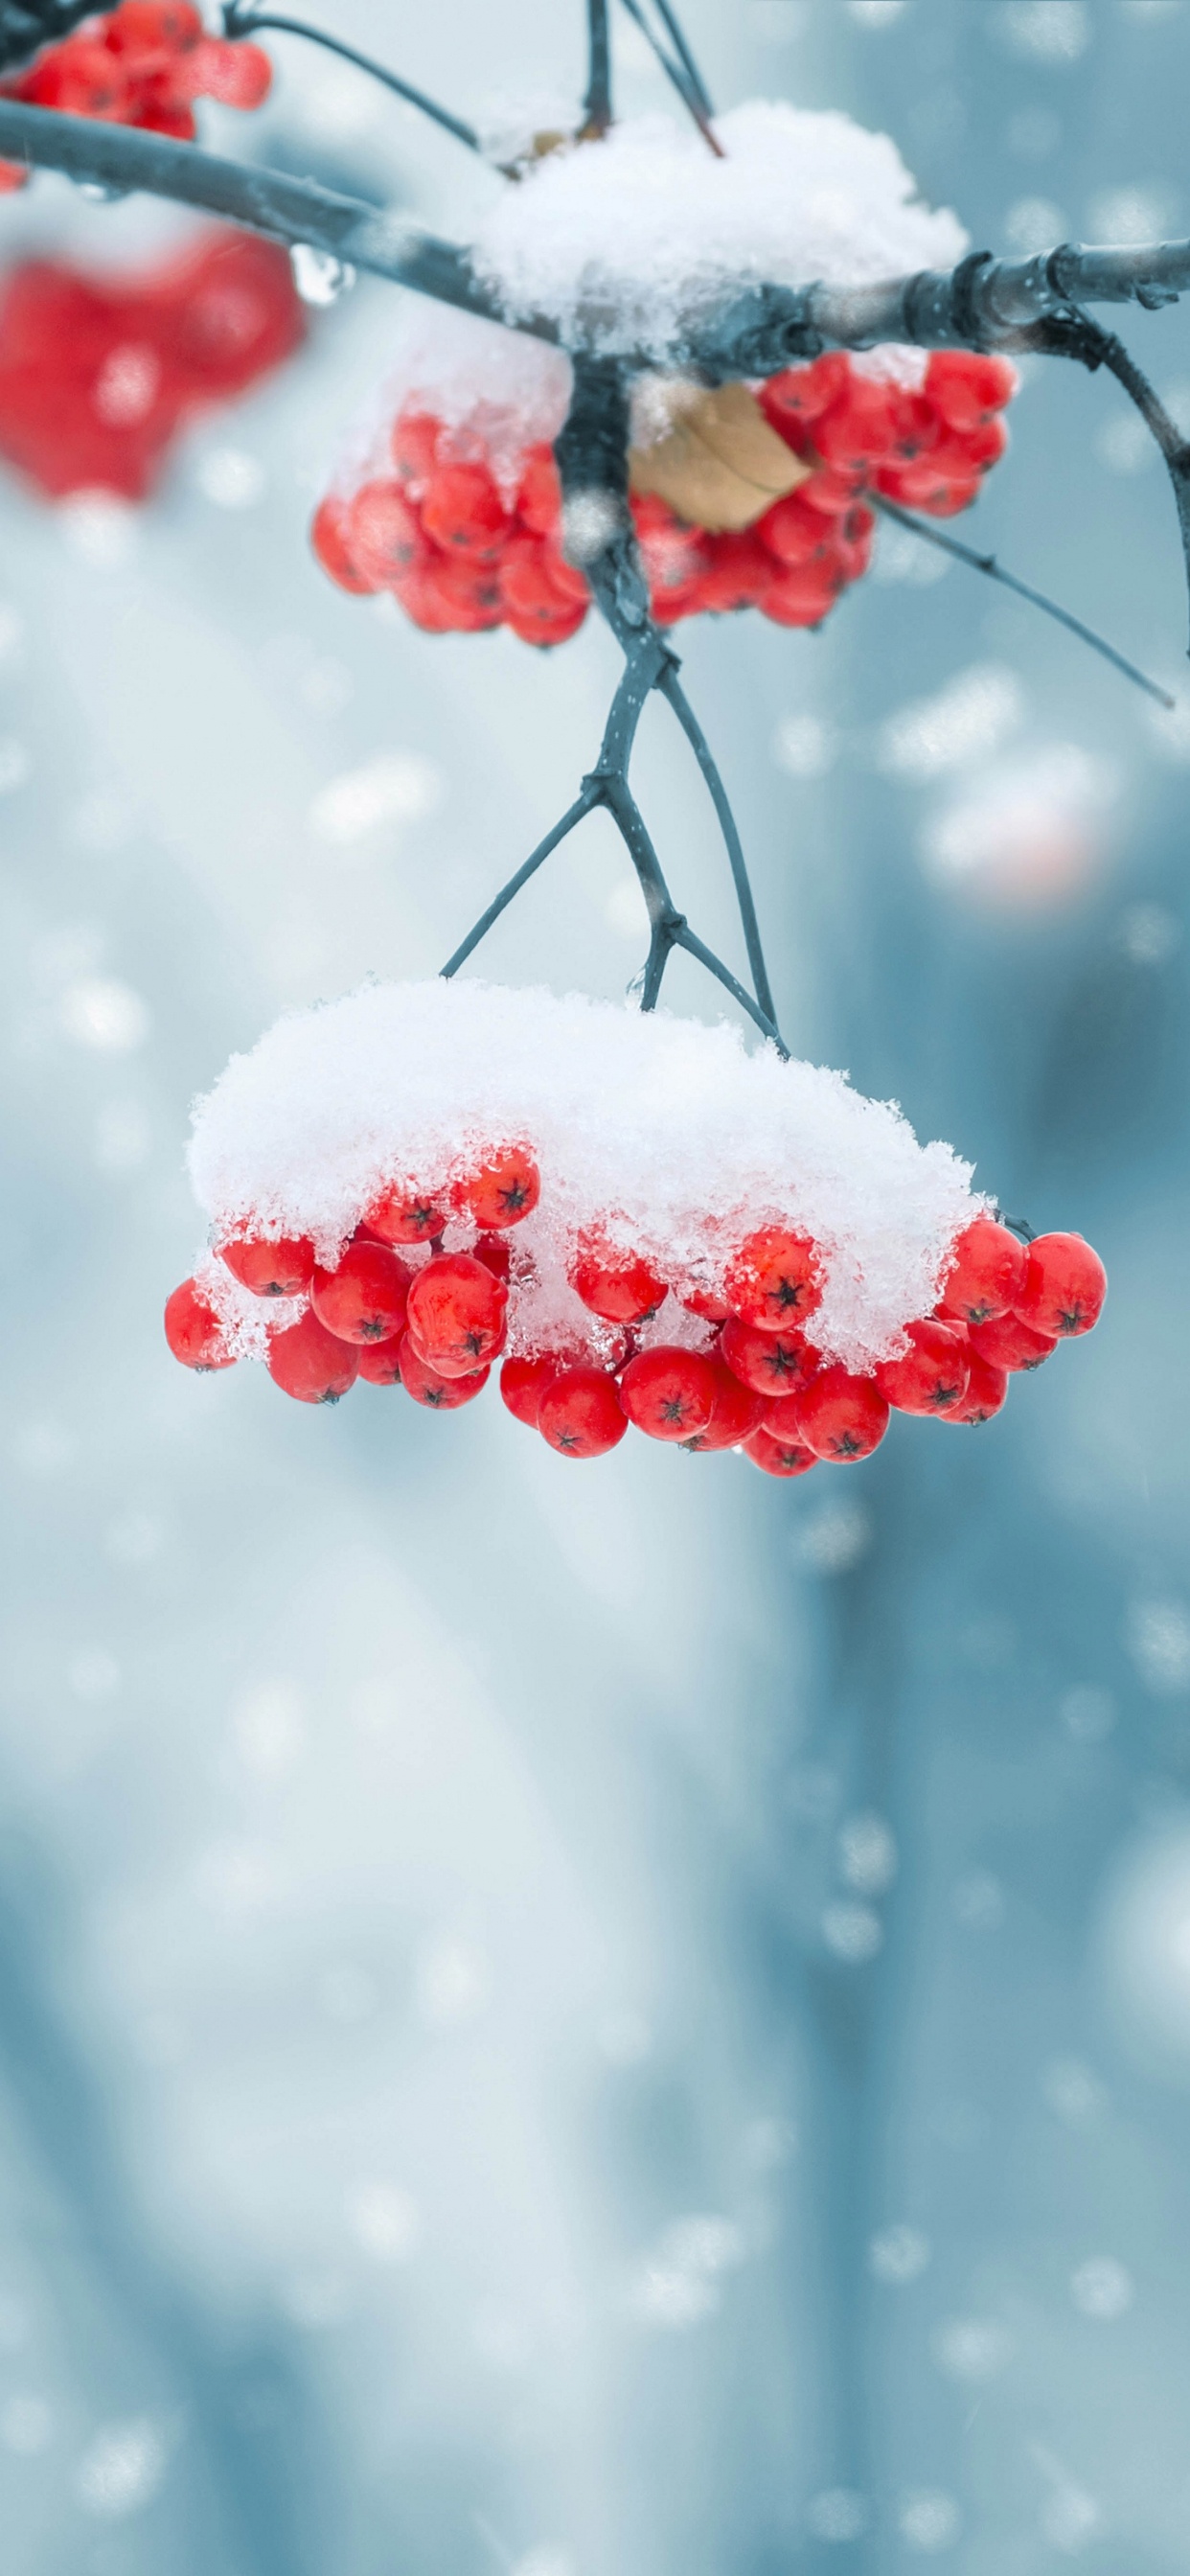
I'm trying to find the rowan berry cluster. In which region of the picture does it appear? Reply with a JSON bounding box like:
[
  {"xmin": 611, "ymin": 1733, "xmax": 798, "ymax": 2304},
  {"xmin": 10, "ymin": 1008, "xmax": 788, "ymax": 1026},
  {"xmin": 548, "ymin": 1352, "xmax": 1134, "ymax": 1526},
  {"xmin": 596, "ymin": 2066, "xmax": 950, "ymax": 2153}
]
[
  {"xmin": 0, "ymin": 228, "xmax": 304, "ymax": 496},
  {"xmin": 310, "ymin": 349, "xmax": 1016, "ymax": 643},
  {"xmin": 0, "ymin": 0, "xmax": 270, "ymax": 189},
  {"xmin": 165, "ymin": 1188, "xmax": 1106, "ymax": 1480}
]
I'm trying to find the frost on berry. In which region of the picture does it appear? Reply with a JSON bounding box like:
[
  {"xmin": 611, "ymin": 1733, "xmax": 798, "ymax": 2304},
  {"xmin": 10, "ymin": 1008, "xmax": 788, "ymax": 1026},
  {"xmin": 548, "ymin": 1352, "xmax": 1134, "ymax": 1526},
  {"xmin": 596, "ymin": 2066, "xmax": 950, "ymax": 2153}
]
[{"xmin": 164, "ymin": 1276, "xmax": 235, "ymax": 1370}]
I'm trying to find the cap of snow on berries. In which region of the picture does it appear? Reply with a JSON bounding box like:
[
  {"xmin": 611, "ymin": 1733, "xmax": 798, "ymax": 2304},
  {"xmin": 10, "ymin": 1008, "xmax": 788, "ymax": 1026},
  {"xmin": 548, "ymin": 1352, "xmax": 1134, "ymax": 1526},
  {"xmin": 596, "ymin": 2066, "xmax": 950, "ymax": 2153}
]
[{"xmin": 183, "ymin": 976, "xmax": 980, "ymax": 1370}]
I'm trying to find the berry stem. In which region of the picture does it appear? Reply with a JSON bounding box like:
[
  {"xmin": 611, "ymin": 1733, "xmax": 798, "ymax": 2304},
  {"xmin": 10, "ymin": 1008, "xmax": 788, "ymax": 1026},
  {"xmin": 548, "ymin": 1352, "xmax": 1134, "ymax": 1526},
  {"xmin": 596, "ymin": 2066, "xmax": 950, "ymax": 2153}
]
[
  {"xmin": 616, "ymin": 0, "xmax": 722, "ymax": 155},
  {"xmin": 219, "ymin": 6, "xmax": 483, "ymax": 152},
  {"xmin": 871, "ymin": 493, "xmax": 1175, "ymax": 708}
]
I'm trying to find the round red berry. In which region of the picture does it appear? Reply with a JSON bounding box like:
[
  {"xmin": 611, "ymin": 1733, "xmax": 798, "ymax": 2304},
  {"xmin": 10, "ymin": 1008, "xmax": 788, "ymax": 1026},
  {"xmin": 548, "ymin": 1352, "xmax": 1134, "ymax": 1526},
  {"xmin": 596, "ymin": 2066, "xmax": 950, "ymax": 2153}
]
[
  {"xmin": 619, "ymin": 1346, "xmax": 718, "ymax": 1442},
  {"xmin": 538, "ymin": 1367, "xmax": 627, "ymax": 1460},
  {"xmin": 681, "ymin": 1360, "xmax": 767, "ymax": 1451},
  {"xmin": 164, "ymin": 1276, "xmax": 235, "ymax": 1370},
  {"xmin": 744, "ymin": 1427, "xmax": 817, "ymax": 1478},
  {"xmin": 499, "ymin": 1352, "xmax": 568, "ymax": 1428},
  {"xmin": 355, "ymin": 1335, "xmax": 405, "ymax": 1386},
  {"xmin": 107, "ymin": 0, "xmax": 202, "ymax": 56},
  {"xmin": 1014, "ymin": 1232, "xmax": 1107, "ymax": 1339},
  {"xmin": 725, "ymin": 1225, "xmax": 822, "ymax": 1334},
  {"xmin": 942, "ymin": 1352, "xmax": 1008, "ymax": 1425},
  {"xmin": 266, "ymin": 1309, "xmax": 358, "ymax": 1404},
  {"xmin": 363, "ymin": 1183, "xmax": 447, "ymax": 1245},
  {"xmin": 939, "ymin": 1215, "xmax": 1028, "ymax": 1325},
  {"xmin": 795, "ymin": 1367, "xmax": 889, "ymax": 1462},
  {"xmin": 406, "ymin": 1253, "xmax": 507, "ymax": 1376},
  {"xmin": 187, "ymin": 34, "xmax": 272, "ymax": 106},
  {"xmin": 874, "ymin": 1319, "xmax": 971, "ymax": 1416},
  {"xmin": 309, "ymin": 495, "xmax": 372, "ymax": 594},
  {"xmin": 421, "ymin": 461, "xmax": 509, "ymax": 558},
  {"xmin": 473, "ymin": 1231, "xmax": 512, "ymax": 1283},
  {"xmin": 463, "ymin": 1143, "xmax": 539, "ymax": 1230},
  {"xmin": 397, "ymin": 1332, "xmax": 488, "ymax": 1408},
  {"xmin": 570, "ymin": 1230, "xmax": 667, "ymax": 1324},
  {"xmin": 967, "ymin": 1312, "xmax": 1057, "ymax": 1372},
  {"xmin": 310, "ymin": 1242, "xmax": 412, "ymax": 1344},
  {"xmin": 217, "ymin": 1230, "xmax": 316, "ymax": 1297},
  {"xmin": 720, "ymin": 1316, "xmax": 812, "ymax": 1396}
]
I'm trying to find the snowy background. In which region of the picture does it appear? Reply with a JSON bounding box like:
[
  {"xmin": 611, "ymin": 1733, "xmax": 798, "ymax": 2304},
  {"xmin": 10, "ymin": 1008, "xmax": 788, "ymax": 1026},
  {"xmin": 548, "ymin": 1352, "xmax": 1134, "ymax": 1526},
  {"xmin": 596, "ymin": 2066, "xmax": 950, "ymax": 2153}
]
[{"xmin": 4, "ymin": 1, "xmax": 1190, "ymax": 2568}]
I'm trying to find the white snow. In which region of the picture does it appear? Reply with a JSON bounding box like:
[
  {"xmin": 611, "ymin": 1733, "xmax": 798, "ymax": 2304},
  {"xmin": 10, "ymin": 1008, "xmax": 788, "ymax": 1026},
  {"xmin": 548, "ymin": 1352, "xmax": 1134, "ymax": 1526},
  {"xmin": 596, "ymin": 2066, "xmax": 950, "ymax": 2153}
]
[
  {"xmin": 469, "ymin": 101, "xmax": 969, "ymax": 358},
  {"xmin": 186, "ymin": 979, "xmax": 983, "ymax": 1373},
  {"xmin": 327, "ymin": 303, "xmax": 572, "ymax": 504}
]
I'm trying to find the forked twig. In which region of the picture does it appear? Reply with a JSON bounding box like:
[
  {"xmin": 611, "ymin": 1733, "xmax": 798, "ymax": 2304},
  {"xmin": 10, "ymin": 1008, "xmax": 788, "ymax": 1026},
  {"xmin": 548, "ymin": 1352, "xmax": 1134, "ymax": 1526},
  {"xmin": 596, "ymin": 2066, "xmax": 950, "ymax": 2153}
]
[{"xmin": 617, "ymin": 0, "xmax": 723, "ymax": 154}]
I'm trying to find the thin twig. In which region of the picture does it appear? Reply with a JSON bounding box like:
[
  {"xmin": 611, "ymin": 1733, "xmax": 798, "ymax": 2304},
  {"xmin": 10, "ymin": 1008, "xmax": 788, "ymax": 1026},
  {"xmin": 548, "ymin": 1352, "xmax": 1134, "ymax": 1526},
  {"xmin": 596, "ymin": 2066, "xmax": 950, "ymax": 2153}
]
[
  {"xmin": 584, "ymin": 0, "xmax": 611, "ymax": 134},
  {"xmin": 617, "ymin": 0, "xmax": 723, "ymax": 154},
  {"xmin": 658, "ymin": 667, "xmax": 777, "ymax": 1022},
  {"xmin": 220, "ymin": 7, "xmax": 481, "ymax": 152},
  {"xmin": 440, "ymin": 793, "xmax": 594, "ymax": 977},
  {"xmin": 649, "ymin": 0, "xmax": 715, "ymax": 115},
  {"xmin": 675, "ymin": 925, "xmax": 787, "ymax": 1049},
  {"xmin": 871, "ymin": 493, "xmax": 1175, "ymax": 707}
]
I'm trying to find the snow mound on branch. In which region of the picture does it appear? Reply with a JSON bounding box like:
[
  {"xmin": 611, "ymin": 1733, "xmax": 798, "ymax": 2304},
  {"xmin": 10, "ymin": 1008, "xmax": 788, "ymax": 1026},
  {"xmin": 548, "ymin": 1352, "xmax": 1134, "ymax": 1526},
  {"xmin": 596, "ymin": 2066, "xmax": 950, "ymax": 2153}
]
[
  {"xmin": 327, "ymin": 304, "xmax": 572, "ymax": 503},
  {"xmin": 187, "ymin": 980, "xmax": 982, "ymax": 1372},
  {"xmin": 469, "ymin": 101, "xmax": 969, "ymax": 358}
]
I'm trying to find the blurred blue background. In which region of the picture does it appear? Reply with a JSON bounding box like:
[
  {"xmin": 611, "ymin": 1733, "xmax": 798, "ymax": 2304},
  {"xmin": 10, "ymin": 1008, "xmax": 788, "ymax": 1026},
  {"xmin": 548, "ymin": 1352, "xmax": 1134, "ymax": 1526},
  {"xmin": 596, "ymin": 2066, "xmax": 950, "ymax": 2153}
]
[{"xmin": 3, "ymin": 1, "xmax": 1190, "ymax": 2566}]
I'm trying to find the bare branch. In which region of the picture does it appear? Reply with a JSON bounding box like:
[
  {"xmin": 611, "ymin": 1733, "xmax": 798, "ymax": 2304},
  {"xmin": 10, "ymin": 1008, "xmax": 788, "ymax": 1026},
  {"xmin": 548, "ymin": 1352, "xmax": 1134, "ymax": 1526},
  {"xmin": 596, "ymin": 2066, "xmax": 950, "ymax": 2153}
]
[
  {"xmin": 221, "ymin": 9, "xmax": 482, "ymax": 153},
  {"xmin": 871, "ymin": 494, "xmax": 1175, "ymax": 708},
  {"xmin": 617, "ymin": 0, "xmax": 723, "ymax": 156},
  {"xmin": 584, "ymin": 0, "xmax": 611, "ymax": 135}
]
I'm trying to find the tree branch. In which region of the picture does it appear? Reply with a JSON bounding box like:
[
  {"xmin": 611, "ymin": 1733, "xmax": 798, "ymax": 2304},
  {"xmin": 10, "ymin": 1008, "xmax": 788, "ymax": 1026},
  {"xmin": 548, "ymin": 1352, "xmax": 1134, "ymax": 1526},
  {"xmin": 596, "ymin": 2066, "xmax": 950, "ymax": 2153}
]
[
  {"xmin": 220, "ymin": 8, "xmax": 482, "ymax": 152},
  {"xmin": 870, "ymin": 494, "xmax": 1175, "ymax": 707},
  {"xmin": 584, "ymin": 0, "xmax": 611, "ymax": 135}
]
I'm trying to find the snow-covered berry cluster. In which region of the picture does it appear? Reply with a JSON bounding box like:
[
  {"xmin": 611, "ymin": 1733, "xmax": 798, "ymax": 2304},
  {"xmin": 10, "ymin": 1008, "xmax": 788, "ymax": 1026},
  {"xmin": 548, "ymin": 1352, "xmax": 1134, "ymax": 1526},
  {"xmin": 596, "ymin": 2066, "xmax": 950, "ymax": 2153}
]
[
  {"xmin": 0, "ymin": 2, "xmax": 271, "ymax": 190},
  {"xmin": 0, "ymin": 229, "xmax": 304, "ymax": 497},
  {"xmin": 163, "ymin": 981, "xmax": 1105, "ymax": 1478},
  {"xmin": 311, "ymin": 348, "xmax": 1016, "ymax": 643}
]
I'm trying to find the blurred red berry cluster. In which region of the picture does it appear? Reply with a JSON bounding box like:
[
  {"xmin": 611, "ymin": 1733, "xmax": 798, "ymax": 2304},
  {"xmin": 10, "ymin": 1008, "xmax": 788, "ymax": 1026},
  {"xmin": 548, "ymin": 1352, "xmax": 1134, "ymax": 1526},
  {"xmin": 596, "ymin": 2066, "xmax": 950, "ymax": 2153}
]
[
  {"xmin": 311, "ymin": 348, "xmax": 1017, "ymax": 644},
  {"xmin": 0, "ymin": 226, "xmax": 304, "ymax": 496},
  {"xmin": 166, "ymin": 1187, "xmax": 1106, "ymax": 1480},
  {"xmin": 0, "ymin": 2, "xmax": 270, "ymax": 189}
]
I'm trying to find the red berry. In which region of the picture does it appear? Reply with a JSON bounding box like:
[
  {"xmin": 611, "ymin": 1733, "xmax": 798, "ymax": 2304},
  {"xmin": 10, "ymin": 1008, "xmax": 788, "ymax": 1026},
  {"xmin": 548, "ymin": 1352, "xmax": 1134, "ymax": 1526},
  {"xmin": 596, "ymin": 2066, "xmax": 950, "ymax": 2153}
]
[
  {"xmin": 406, "ymin": 1253, "xmax": 507, "ymax": 1376},
  {"xmin": 725, "ymin": 1225, "xmax": 821, "ymax": 1334},
  {"xmin": 758, "ymin": 354, "xmax": 851, "ymax": 433},
  {"xmin": 463, "ymin": 1142, "xmax": 540, "ymax": 1230},
  {"xmin": 390, "ymin": 411, "xmax": 441, "ymax": 488},
  {"xmin": 681, "ymin": 1281, "xmax": 733, "ymax": 1324},
  {"xmin": 164, "ymin": 1276, "xmax": 235, "ymax": 1370},
  {"xmin": 538, "ymin": 1367, "xmax": 627, "ymax": 1460},
  {"xmin": 515, "ymin": 444, "xmax": 562, "ymax": 535},
  {"xmin": 345, "ymin": 479, "xmax": 427, "ymax": 586},
  {"xmin": 939, "ymin": 1215, "xmax": 1028, "ymax": 1325},
  {"xmin": 1014, "ymin": 1232, "xmax": 1107, "ymax": 1339},
  {"xmin": 720, "ymin": 1316, "xmax": 812, "ymax": 1396},
  {"xmin": 0, "ymin": 163, "xmax": 28, "ymax": 196},
  {"xmin": 799, "ymin": 463, "xmax": 864, "ymax": 518},
  {"xmin": 690, "ymin": 531, "xmax": 772, "ymax": 615},
  {"xmin": 25, "ymin": 40, "xmax": 129, "ymax": 116},
  {"xmin": 421, "ymin": 460, "xmax": 509, "ymax": 559},
  {"xmin": 795, "ymin": 1368, "xmax": 889, "ymax": 1462},
  {"xmin": 681, "ymin": 1359, "xmax": 767, "ymax": 1451},
  {"xmin": 397, "ymin": 1331, "xmax": 488, "ymax": 1408},
  {"xmin": 967, "ymin": 1311, "xmax": 1057, "ymax": 1372},
  {"xmin": 266, "ymin": 1309, "xmax": 358, "ymax": 1404},
  {"xmin": 106, "ymin": 0, "xmax": 202, "ymax": 57},
  {"xmin": 473, "ymin": 1231, "xmax": 512, "ymax": 1283},
  {"xmin": 187, "ymin": 35, "xmax": 272, "ymax": 107},
  {"xmin": 363, "ymin": 1184, "xmax": 447, "ymax": 1245},
  {"xmin": 812, "ymin": 376, "xmax": 898, "ymax": 472},
  {"xmin": 925, "ymin": 351, "xmax": 1017, "ymax": 434},
  {"xmin": 744, "ymin": 1427, "xmax": 817, "ymax": 1479},
  {"xmin": 619, "ymin": 1346, "xmax": 718, "ymax": 1442},
  {"xmin": 499, "ymin": 1351, "xmax": 568, "ymax": 1427},
  {"xmin": 310, "ymin": 1242, "xmax": 412, "ymax": 1344},
  {"xmin": 571, "ymin": 1230, "xmax": 667, "ymax": 1324},
  {"xmin": 355, "ymin": 1335, "xmax": 405, "ymax": 1386},
  {"xmin": 756, "ymin": 489, "xmax": 835, "ymax": 568},
  {"xmin": 310, "ymin": 495, "xmax": 371, "ymax": 592},
  {"xmin": 764, "ymin": 563, "xmax": 844, "ymax": 627},
  {"xmin": 942, "ymin": 1352, "xmax": 1008, "ymax": 1425},
  {"xmin": 217, "ymin": 1231, "xmax": 316, "ymax": 1298},
  {"xmin": 873, "ymin": 1319, "xmax": 971, "ymax": 1416}
]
